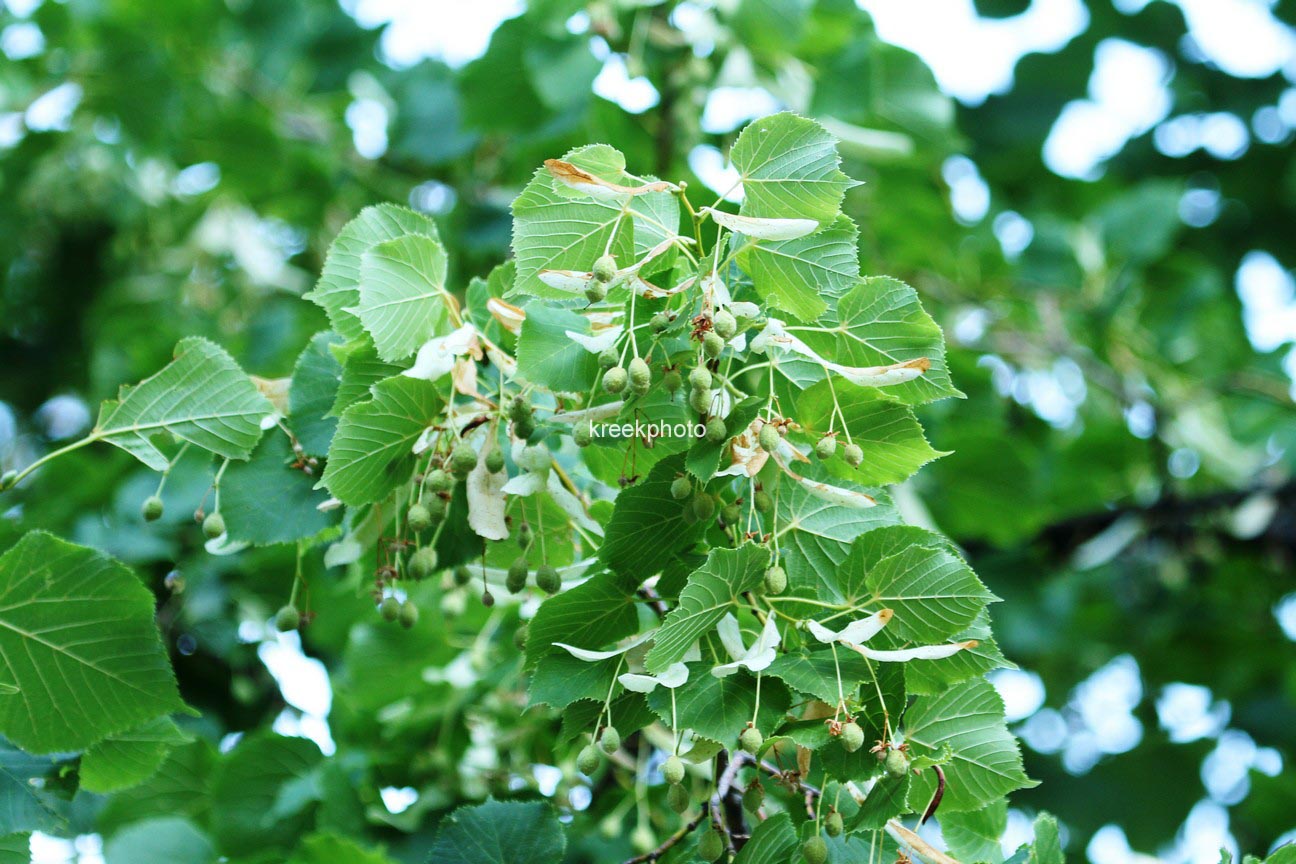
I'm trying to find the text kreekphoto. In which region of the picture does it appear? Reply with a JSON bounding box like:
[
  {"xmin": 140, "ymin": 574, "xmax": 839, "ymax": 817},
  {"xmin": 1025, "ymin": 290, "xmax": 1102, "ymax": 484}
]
[{"xmin": 589, "ymin": 419, "xmax": 707, "ymax": 440}]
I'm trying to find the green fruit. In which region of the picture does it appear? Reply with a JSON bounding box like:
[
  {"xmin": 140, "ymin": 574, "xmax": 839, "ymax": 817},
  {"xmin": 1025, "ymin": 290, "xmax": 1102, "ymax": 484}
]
[
  {"xmin": 702, "ymin": 331, "xmax": 725, "ymax": 358},
  {"xmin": 450, "ymin": 442, "xmax": 478, "ymax": 476},
  {"xmin": 398, "ymin": 600, "xmax": 419, "ymax": 629},
  {"xmin": 667, "ymin": 782, "xmax": 691, "ymax": 813},
  {"xmin": 573, "ymin": 423, "xmax": 593, "ymax": 447},
  {"xmin": 535, "ymin": 564, "xmax": 561, "ymax": 595},
  {"xmin": 506, "ymin": 557, "xmax": 529, "ymax": 594},
  {"xmin": 603, "ymin": 366, "xmax": 628, "ymax": 394},
  {"xmin": 843, "ymin": 443, "xmax": 864, "ymax": 468},
  {"xmin": 650, "ymin": 312, "xmax": 670, "ymax": 333},
  {"xmin": 721, "ymin": 503, "xmax": 741, "ymax": 526},
  {"xmin": 742, "ymin": 781, "xmax": 764, "ymax": 812},
  {"xmin": 453, "ymin": 565, "xmax": 472, "ymax": 586},
  {"xmin": 689, "ymin": 366, "xmax": 712, "ymax": 392},
  {"xmin": 380, "ymin": 596, "xmax": 400, "ymax": 622},
  {"xmin": 481, "ymin": 590, "xmax": 496, "ymax": 607},
  {"xmin": 628, "ymin": 357, "xmax": 651, "ymax": 395},
  {"xmin": 884, "ymin": 747, "xmax": 910, "ymax": 778},
  {"xmin": 753, "ymin": 490, "xmax": 772, "ymax": 513},
  {"xmin": 407, "ymin": 503, "xmax": 433, "ymax": 533},
  {"xmin": 705, "ymin": 417, "xmax": 727, "ymax": 444},
  {"xmin": 663, "ymin": 369, "xmax": 682, "ymax": 394},
  {"xmin": 662, "ymin": 754, "xmax": 685, "ymax": 785},
  {"xmin": 600, "ymin": 726, "xmax": 621, "ymax": 755},
  {"xmin": 712, "ymin": 308, "xmax": 737, "ymax": 340},
  {"xmin": 815, "ymin": 437, "xmax": 837, "ymax": 460},
  {"xmin": 0, "ymin": 470, "xmax": 16, "ymax": 492},
  {"xmin": 514, "ymin": 623, "xmax": 528, "ymax": 651},
  {"xmin": 509, "ymin": 396, "xmax": 531, "ymax": 423},
  {"xmin": 485, "ymin": 448, "xmax": 506, "ymax": 473},
  {"xmin": 764, "ymin": 565, "xmax": 787, "ymax": 595},
  {"xmin": 689, "ymin": 387, "xmax": 713, "ymax": 414},
  {"xmin": 142, "ymin": 495, "xmax": 164, "ymax": 522},
  {"xmin": 514, "ymin": 416, "xmax": 535, "ymax": 440},
  {"xmin": 692, "ymin": 494, "xmax": 715, "ymax": 522},
  {"xmin": 803, "ymin": 836, "xmax": 828, "ymax": 864},
  {"xmin": 698, "ymin": 827, "xmax": 724, "ymax": 862},
  {"xmin": 517, "ymin": 523, "xmax": 533, "ymax": 549},
  {"xmin": 840, "ymin": 720, "xmax": 865, "ymax": 753},
  {"xmin": 592, "ymin": 254, "xmax": 617, "ymax": 283},
  {"xmin": 202, "ymin": 512, "xmax": 225, "ymax": 539},
  {"xmin": 577, "ymin": 745, "xmax": 601, "ymax": 775},
  {"xmin": 825, "ymin": 811, "xmax": 844, "ymax": 838},
  {"xmin": 739, "ymin": 726, "xmax": 762, "ymax": 755},
  {"xmin": 584, "ymin": 280, "xmax": 608, "ymax": 303},
  {"xmin": 598, "ymin": 346, "xmax": 619, "ymax": 369},
  {"xmin": 409, "ymin": 546, "xmax": 439, "ymax": 580},
  {"xmin": 671, "ymin": 476, "xmax": 693, "ymax": 500},
  {"xmin": 425, "ymin": 494, "xmax": 448, "ymax": 520},
  {"xmin": 274, "ymin": 605, "xmax": 300, "ymax": 632},
  {"xmin": 426, "ymin": 468, "xmax": 452, "ymax": 492},
  {"xmin": 758, "ymin": 423, "xmax": 780, "ymax": 453}
]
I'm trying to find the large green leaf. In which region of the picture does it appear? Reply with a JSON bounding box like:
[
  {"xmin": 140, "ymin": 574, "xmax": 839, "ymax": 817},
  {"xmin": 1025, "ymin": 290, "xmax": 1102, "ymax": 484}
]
[
  {"xmin": 904, "ymin": 678, "xmax": 1035, "ymax": 813},
  {"xmin": 104, "ymin": 817, "xmax": 216, "ymax": 864},
  {"xmin": 515, "ymin": 302, "xmax": 599, "ymax": 393},
  {"xmin": 220, "ymin": 434, "xmax": 340, "ymax": 545},
  {"xmin": 644, "ymin": 543, "xmax": 769, "ymax": 673},
  {"xmin": 729, "ymin": 112, "xmax": 856, "ymax": 225},
  {"xmin": 646, "ymin": 666, "xmax": 790, "ymax": 748},
  {"xmin": 350, "ymin": 233, "xmax": 451, "ymax": 362},
  {"xmin": 426, "ymin": 799, "xmax": 565, "ymax": 864},
  {"xmin": 599, "ymin": 454, "xmax": 706, "ymax": 582},
  {"xmin": 524, "ymin": 569, "xmax": 639, "ymax": 669},
  {"xmin": 92, "ymin": 337, "xmax": 273, "ymax": 471},
  {"xmin": 733, "ymin": 812, "xmax": 799, "ymax": 864},
  {"xmin": 860, "ymin": 542, "xmax": 997, "ymax": 642},
  {"xmin": 321, "ymin": 376, "xmax": 442, "ymax": 506},
  {"xmin": 288, "ymin": 331, "xmax": 343, "ymax": 456},
  {"xmin": 305, "ymin": 204, "xmax": 442, "ymax": 343},
  {"xmin": 942, "ymin": 800, "xmax": 1008, "ymax": 864},
  {"xmin": 80, "ymin": 716, "xmax": 190, "ymax": 793},
  {"xmin": 289, "ymin": 834, "xmax": 396, "ymax": 864},
  {"xmin": 329, "ymin": 339, "xmax": 405, "ymax": 418},
  {"xmin": 0, "ymin": 740, "xmax": 61, "ymax": 835},
  {"xmin": 210, "ymin": 734, "xmax": 323, "ymax": 857},
  {"xmin": 0, "ymin": 532, "xmax": 185, "ymax": 753},
  {"xmin": 0, "ymin": 834, "xmax": 27, "ymax": 864},
  {"xmin": 737, "ymin": 214, "xmax": 860, "ymax": 321}
]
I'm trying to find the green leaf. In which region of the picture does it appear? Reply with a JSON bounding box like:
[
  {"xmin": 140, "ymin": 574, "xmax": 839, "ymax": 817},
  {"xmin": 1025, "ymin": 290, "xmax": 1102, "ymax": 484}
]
[
  {"xmin": 329, "ymin": 340, "xmax": 404, "ymax": 417},
  {"xmin": 93, "ymin": 337, "xmax": 273, "ymax": 471},
  {"xmin": 0, "ymin": 740, "xmax": 61, "ymax": 835},
  {"xmin": 426, "ymin": 799, "xmax": 565, "ymax": 864},
  {"xmin": 766, "ymin": 644, "xmax": 872, "ymax": 704},
  {"xmin": 686, "ymin": 397, "xmax": 761, "ymax": 480},
  {"xmin": 0, "ymin": 532, "xmax": 185, "ymax": 753},
  {"xmin": 904, "ymin": 678, "xmax": 1036, "ymax": 812},
  {"xmin": 220, "ymin": 434, "xmax": 340, "ymax": 545},
  {"xmin": 600, "ymin": 454, "xmax": 706, "ymax": 582},
  {"xmin": 210, "ymin": 734, "xmax": 323, "ymax": 857},
  {"xmin": 305, "ymin": 204, "xmax": 442, "ymax": 343},
  {"xmin": 646, "ymin": 667, "xmax": 789, "ymax": 747},
  {"xmin": 558, "ymin": 693, "xmax": 654, "ymax": 746},
  {"xmin": 528, "ymin": 651, "xmax": 622, "ymax": 711},
  {"xmin": 321, "ymin": 376, "xmax": 442, "ymax": 507},
  {"xmin": 644, "ymin": 543, "xmax": 769, "ymax": 672},
  {"xmin": 860, "ymin": 542, "xmax": 997, "ymax": 642},
  {"xmin": 349, "ymin": 233, "xmax": 451, "ymax": 362},
  {"xmin": 730, "ymin": 113, "xmax": 856, "ymax": 226},
  {"xmin": 104, "ymin": 817, "xmax": 216, "ymax": 864},
  {"xmin": 510, "ymin": 145, "xmax": 640, "ymax": 300},
  {"xmin": 737, "ymin": 215, "xmax": 860, "ymax": 321},
  {"xmin": 902, "ymin": 608, "xmax": 1013, "ymax": 695},
  {"xmin": 942, "ymin": 800, "xmax": 1008, "ymax": 864},
  {"xmin": 0, "ymin": 834, "xmax": 28, "ymax": 864},
  {"xmin": 515, "ymin": 303, "xmax": 599, "ymax": 393},
  {"xmin": 289, "ymin": 834, "xmax": 396, "ymax": 864},
  {"xmin": 525, "ymin": 569, "xmax": 639, "ymax": 670},
  {"xmin": 97, "ymin": 741, "xmax": 216, "ymax": 834},
  {"xmin": 733, "ymin": 812, "xmax": 799, "ymax": 864},
  {"xmin": 796, "ymin": 380, "xmax": 946, "ymax": 486},
  {"xmin": 775, "ymin": 479, "xmax": 902, "ymax": 600},
  {"xmin": 80, "ymin": 716, "xmax": 190, "ymax": 793},
  {"xmin": 288, "ymin": 332, "xmax": 343, "ymax": 456},
  {"xmin": 1028, "ymin": 813, "xmax": 1064, "ymax": 864}
]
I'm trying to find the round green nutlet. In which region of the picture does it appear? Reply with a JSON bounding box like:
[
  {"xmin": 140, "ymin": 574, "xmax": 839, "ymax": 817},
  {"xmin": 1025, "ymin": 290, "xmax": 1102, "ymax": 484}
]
[
  {"xmin": 698, "ymin": 827, "xmax": 724, "ymax": 862},
  {"xmin": 705, "ymin": 416, "xmax": 727, "ymax": 444},
  {"xmin": 398, "ymin": 599, "xmax": 419, "ymax": 629},
  {"xmin": 825, "ymin": 811, "xmax": 844, "ymax": 838},
  {"xmin": 739, "ymin": 726, "xmax": 763, "ymax": 755},
  {"xmin": 577, "ymin": 744, "xmax": 601, "ymax": 776},
  {"xmin": 453, "ymin": 565, "xmax": 472, "ymax": 586},
  {"xmin": 753, "ymin": 490, "xmax": 772, "ymax": 513},
  {"xmin": 450, "ymin": 442, "xmax": 478, "ymax": 476},
  {"xmin": 702, "ymin": 331, "xmax": 725, "ymax": 359},
  {"xmin": 380, "ymin": 596, "xmax": 401, "ymax": 622},
  {"xmin": 584, "ymin": 281, "xmax": 608, "ymax": 303},
  {"xmin": 425, "ymin": 494, "xmax": 448, "ymax": 520},
  {"xmin": 671, "ymin": 476, "xmax": 693, "ymax": 500},
  {"xmin": 426, "ymin": 468, "xmax": 452, "ymax": 492},
  {"xmin": 815, "ymin": 436, "xmax": 837, "ymax": 460},
  {"xmin": 202, "ymin": 512, "xmax": 225, "ymax": 539},
  {"xmin": 692, "ymin": 493, "xmax": 715, "ymax": 522},
  {"xmin": 514, "ymin": 623, "xmax": 528, "ymax": 651},
  {"xmin": 517, "ymin": 524, "xmax": 533, "ymax": 549},
  {"xmin": 509, "ymin": 396, "xmax": 531, "ymax": 423},
  {"xmin": 407, "ymin": 503, "xmax": 433, "ymax": 533},
  {"xmin": 712, "ymin": 308, "xmax": 737, "ymax": 340},
  {"xmin": 603, "ymin": 367, "xmax": 628, "ymax": 394},
  {"xmin": 689, "ymin": 366, "xmax": 712, "ymax": 392},
  {"xmin": 506, "ymin": 558, "xmax": 529, "ymax": 594},
  {"xmin": 764, "ymin": 565, "xmax": 787, "ymax": 595},
  {"xmin": 884, "ymin": 747, "xmax": 910, "ymax": 778},
  {"xmin": 409, "ymin": 546, "xmax": 439, "ymax": 580},
  {"xmin": 592, "ymin": 254, "xmax": 617, "ymax": 283},
  {"xmin": 742, "ymin": 781, "xmax": 765, "ymax": 813},
  {"xmin": 628, "ymin": 357, "xmax": 651, "ymax": 395},
  {"xmin": 650, "ymin": 312, "xmax": 670, "ymax": 333},
  {"xmin": 481, "ymin": 589, "xmax": 496, "ymax": 607},
  {"xmin": 513, "ymin": 416, "xmax": 535, "ymax": 441},
  {"xmin": 598, "ymin": 346, "xmax": 619, "ymax": 370},
  {"xmin": 667, "ymin": 782, "xmax": 691, "ymax": 814},
  {"xmin": 840, "ymin": 720, "xmax": 865, "ymax": 753},
  {"xmin": 142, "ymin": 495, "xmax": 164, "ymax": 522},
  {"xmin": 803, "ymin": 835, "xmax": 829, "ymax": 864},
  {"xmin": 536, "ymin": 564, "xmax": 561, "ymax": 595},
  {"xmin": 721, "ymin": 503, "xmax": 741, "ymax": 526},
  {"xmin": 485, "ymin": 448, "xmax": 506, "ymax": 473},
  {"xmin": 663, "ymin": 369, "xmax": 683, "ymax": 394},
  {"xmin": 689, "ymin": 387, "xmax": 713, "ymax": 414},
  {"xmin": 662, "ymin": 754, "xmax": 685, "ymax": 786},
  {"xmin": 843, "ymin": 443, "xmax": 864, "ymax": 468},
  {"xmin": 573, "ymin": 423, "xmax": 593, "ymax": 448},
  {"xmin": 275, "ymin": 605, "xmax": 301, "ymax": 632},
  {"xmin": 758, "ymin": 423, "xmax": 780, "ymax": 453},
  {"xmin": 0, "ymin": 470, "xmax": 16, "ymax": 492},
  {"xmin": 600, "ymin": 725, "xmax": 621, "ymax": 756}
]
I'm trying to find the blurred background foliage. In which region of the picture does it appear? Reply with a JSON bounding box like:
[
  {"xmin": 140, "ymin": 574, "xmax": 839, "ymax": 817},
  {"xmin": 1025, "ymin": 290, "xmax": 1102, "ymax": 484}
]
[{"xmin": 0, "ymin": 0, "xmax": 1293, "ymax": 862}]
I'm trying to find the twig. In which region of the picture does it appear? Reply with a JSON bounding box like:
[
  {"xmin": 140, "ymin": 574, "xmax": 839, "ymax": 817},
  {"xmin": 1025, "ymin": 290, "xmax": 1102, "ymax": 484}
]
[{"xmin": 621, "ymin": 812, "xmax": 707, "ymax": 864}]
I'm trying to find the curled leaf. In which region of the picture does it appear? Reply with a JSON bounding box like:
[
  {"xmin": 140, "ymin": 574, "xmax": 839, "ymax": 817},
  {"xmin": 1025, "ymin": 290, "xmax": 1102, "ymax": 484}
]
[
  {"xmin": 487, "ymin": 297, "xmax": 526, "ymax": 333},
  {"xmin": 544, "ymin": 159, "xmax": 678, "ymax": 200},
  {"xmin": 700, "ymin": 207, "xmax": 820, "ymax": 240}
]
